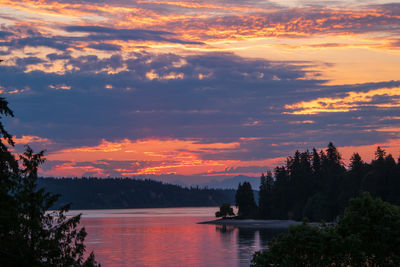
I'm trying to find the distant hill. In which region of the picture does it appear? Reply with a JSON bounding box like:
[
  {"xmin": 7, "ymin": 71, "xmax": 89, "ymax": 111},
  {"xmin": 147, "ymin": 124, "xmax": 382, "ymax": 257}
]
[
  {"xmin": 198, "ymin": 175, "xmax": 260, "ymax": 190},
  {"xmin": 38, "ymin": 177, "xmax": 236, "ymax": 210}
]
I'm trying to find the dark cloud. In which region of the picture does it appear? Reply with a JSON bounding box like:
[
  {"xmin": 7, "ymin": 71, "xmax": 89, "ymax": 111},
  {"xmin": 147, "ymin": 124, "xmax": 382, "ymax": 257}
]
[
  {"xmin": 40, "ymin": 160, "xmax": 71, "ymax": 171},
  {"xmin": 46, "ymin": 53, "xmax": 72, "ymax": 61},
  {"xmin": 67, "ymin": 54, "xmax": 124, "ymax": 72},
  {"xmin": 87, "ymin": 43, "xmax": 122, "ymax": 51},
  {"xmin": 0, "ymin": 23, "xmax": 201, "ymax": 55},
  {"xmin": 1, "ymin": 3, "xmax": 398, "ymax": 57},
  {"xmin": 1, "ymin": 0, "xmax": 400, "ymax": 180},
  {"xmin": 2, "ymin": 51, "xmax": 400, "ymax": 161},
  {"xmin": 163, "ymin": 4, "xmax": 400, "ymax": 40},
  {"xmin": 64, "ymin": 25, "xmax": 203, "ymax": 45},
  {"xmin": 10, "ymin": 37, "xmax": 70, "ymax": 50},
  {"xmin": 0, "ymin": 30, "xmax": 13, "ymax": 39},
  {"xmin": 15, "ymin": 56, "xmax": 45, "ymax": 69}
]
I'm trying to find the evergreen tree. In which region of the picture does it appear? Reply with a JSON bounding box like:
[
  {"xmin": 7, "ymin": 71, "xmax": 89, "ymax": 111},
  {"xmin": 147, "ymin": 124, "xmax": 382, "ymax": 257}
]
[
  {"xmin": 311, "ymin": 148, "xmax": 322, "ymax": 192},
  {"xmin": 363, "ymin": 147, "xmax": 390, "ymax": 200},
  {"xmin": 286, "ymin": 150, "xmax": 314, "ymax": 219},
  {"xmin": 375, "ymin": 146, "xmax": 386, "ymax": 161},
  {"xmin": 0, "ymin": 98, "xmax": 99, "ymax": 266},
  {"xmin": 337, "ymin": 153, "xmax": 368, "ymax": 213},
  {"xmin": 271, "ymin": 166, "xmax": 290, "ymax": 219},
  {"xmin": 258, "ymin": 173, "xmax": 267, "ymax": 218},
  {"xmin": 237, "ymin": 143, "xmax": 400, "ymax": 222},
  {"xmin": 258, "ymin": 172, "xmax": 274, "ymax": 219},
  {"xmin": 311, "ymin": 148, "xmax": 321, "ymax": 175},
  {"xmin": 320, "ymin": 142, "xmax": 346, "ymax": 220},
  {"xmin": 235, "ymin": 182, "xmax": 257, "ymax": 218},
  {"xmin": 348, "ymin": 153, "xmax": 367, "ymax": 192},
  {"xmin": 0, "ymin": 97, "xmax": 21, "ymax": 264}
]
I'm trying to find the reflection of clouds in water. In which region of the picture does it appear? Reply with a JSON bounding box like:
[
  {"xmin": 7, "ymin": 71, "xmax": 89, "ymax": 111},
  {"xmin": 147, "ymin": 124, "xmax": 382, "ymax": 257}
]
[{"xmin": 67, "ymin": 207, "xmax": 218, "ymax": 218}]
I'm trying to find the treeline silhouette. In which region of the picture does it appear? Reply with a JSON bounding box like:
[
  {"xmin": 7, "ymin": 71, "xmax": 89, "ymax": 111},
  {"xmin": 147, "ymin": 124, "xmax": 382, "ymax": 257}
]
[
  {"xmin": 0, "ymin": 97, "xmax": 99, "ymax": 266},
  {"xmin": 38, "ymin": 177, "xmax": 236, "ymax": 209},
  {"xmin": 238, "ymin": 142, "xmax": 400, "ymax": 221}
]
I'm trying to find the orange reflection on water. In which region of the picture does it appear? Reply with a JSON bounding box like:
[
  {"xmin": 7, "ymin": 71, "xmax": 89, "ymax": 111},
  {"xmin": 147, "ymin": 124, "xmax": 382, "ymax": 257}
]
[{"xmin": 77, "ymin": 207, "xmax": 275, "ymax": 267}]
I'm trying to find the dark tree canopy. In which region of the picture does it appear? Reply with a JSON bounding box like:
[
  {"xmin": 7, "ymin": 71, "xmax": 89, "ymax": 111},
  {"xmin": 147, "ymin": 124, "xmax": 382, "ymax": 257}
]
[
  {"xmin": 258, "ymin": 171, "xmax": 273, "ymax": 219},
  {"xmin": 235, "ymin": 182, "xmax": 257, "ymax": 218},
  {"xmin": 251, "ymin": 193, "xmax": 400, "ymax": 267},
  {"xmin": 215, "ymin": 203, "xmax": 235, "ymax": 218},
  {"xmin": 0, "ymin": 98, "xmax": 99, "ymax": 266},
  {"xmin": 253, "ymin": 143, "xmax": 400, "ymax": 221},
  {"xmin": 38, "ymin": 178, "xmax": 236, "ymax": 209}
]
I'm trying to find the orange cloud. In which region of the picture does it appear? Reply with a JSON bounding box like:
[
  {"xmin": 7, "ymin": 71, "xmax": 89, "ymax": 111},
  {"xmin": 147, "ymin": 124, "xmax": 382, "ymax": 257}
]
[
  {"xmin": 339, "ymin": 139, "xmax": 400, "ymax": 166},
  {"xmin": 40, "ymin": 136, "xmax": 400, "ymax": 178},
  {"xmin": 44, "ymin": 138, "xmax": 241, "ymax": 176},
  {"xmin": 284, "ymin": 87, "xmax": 400, "ymax": 115},
  {"xmin": 14, "ymin": 135, "xmax": 52, "ymax": 145},
  {"xmin": 39, "ymin": 137, "xmax": 291, "ymax": 177},
  {"xmin": 3, "ymin": 0, "xmax": 400, "ymax": 87}
]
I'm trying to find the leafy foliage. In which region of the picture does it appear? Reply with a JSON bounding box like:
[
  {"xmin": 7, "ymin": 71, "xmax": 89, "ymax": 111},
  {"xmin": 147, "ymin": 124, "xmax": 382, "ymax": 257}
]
[
  {"xmin": 215, "ymin": 203, "xmax": 235, "ymax": 218},
  {"xmin": 0, "ymin": 97, "xmax": 99, "ymax": 266},
  {"xmin": 251, "ymin": 193, "xmax": 400, "ymax": 267},
  {"xmin": 251, "ymin": 223, "xmax": 343, "ymax": 267}
]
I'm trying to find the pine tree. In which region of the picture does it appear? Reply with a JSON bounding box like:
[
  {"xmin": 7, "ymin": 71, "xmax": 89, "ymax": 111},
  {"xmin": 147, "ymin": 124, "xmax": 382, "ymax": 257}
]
[
  {"xmin": 0, "ymin": 98, "xmax": 100, "ymax": 266},
  {"xmin": 235, "ymin": 182, "xmax": 257, "ymax": 218},
  {"xmin": 259, "ymin": 173, "xmax": 267, "ymax": 218},
  {"xmin": 272, "ymin": 166, "xmax": 289, "ymax": 219},
  {"xmin": 259, "ymin": 172, "xmax": 274, "ymax": 219}
]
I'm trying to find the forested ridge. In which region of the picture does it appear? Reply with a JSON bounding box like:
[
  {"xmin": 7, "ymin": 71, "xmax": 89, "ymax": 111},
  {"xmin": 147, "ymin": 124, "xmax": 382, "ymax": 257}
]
[
  {"xmin": 38, "ymin": 177, "xmax": 236, "ymax": 209},
  {"xmin": 242, "ymin": 142, "xmax": 400, "ymax": 221}
]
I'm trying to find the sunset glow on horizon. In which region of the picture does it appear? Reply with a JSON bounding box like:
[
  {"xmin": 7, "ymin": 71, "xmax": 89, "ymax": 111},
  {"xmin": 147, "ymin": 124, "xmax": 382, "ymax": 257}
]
[{"xmin": 1, "ymin": 0, "xmax": 400, "ymax": 183}]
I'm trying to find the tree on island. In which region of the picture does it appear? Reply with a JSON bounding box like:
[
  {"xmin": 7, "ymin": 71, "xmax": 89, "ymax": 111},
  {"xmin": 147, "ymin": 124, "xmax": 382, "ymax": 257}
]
[
  {"xmin": 235, "ymin": 182, "xmax": 257, "ymax": 218},
  {"xmin": 251, "ymin": 193, "xmax": 400, "ymax": 267},
  {"xmin": 0, "ymin": 97, "xmax": 100, "ymax": 266},
  {"xmin": 215, "ymin": 203, "xmax": 235, "ymax": 218}
]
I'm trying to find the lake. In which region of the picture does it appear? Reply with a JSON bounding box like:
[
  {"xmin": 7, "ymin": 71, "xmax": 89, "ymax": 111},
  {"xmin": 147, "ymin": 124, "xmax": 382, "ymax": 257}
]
[{"xmin": 69, "ymin": 207, "xmax": 286, "ymax": 267}]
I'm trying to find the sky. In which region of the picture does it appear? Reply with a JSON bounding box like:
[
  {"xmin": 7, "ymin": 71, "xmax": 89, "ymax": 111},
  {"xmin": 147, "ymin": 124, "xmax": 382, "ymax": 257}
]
[{"xmin": 1, "ymin": 0, "xmax": 400, "ymax": 184}]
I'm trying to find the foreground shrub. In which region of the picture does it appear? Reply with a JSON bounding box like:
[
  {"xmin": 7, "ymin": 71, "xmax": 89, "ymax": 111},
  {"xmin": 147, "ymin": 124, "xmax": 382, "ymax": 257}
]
[{"xmin": 251, "ymin": 192, "xmax": 400, "ymax": 267}]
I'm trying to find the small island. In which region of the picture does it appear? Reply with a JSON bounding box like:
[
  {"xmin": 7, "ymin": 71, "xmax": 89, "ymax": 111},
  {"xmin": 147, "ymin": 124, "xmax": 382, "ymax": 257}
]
[
  {"xmin": 199, "ymin": 218, "xmax": 304, "ymax": 229},
  {"xmin": 202, "ymin": 143, "xmax": 399, "ymax": 224},
  {"xmin": 199, "ymin": 143, "xmax": 400, "ymax": 266}
]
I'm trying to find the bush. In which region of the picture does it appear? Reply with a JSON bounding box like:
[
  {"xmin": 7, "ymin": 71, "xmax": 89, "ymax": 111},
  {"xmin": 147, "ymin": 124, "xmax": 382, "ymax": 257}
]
[
  {"xmin": 215, "ymin": 203, "xmax": 235, "ymax": 218},
  {"xmin": 251, "ymin": 193, "xmax": 400, "ymax": 267}
]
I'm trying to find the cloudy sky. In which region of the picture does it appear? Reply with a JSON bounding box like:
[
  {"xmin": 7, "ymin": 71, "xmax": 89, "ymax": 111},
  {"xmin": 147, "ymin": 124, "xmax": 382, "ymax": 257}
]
[{"xmin": 1, "ymin": 0, "xmax": 400, "ymax": 183}]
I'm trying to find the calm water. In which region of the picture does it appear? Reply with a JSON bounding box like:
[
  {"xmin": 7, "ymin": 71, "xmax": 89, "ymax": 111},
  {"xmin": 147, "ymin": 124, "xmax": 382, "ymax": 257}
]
[{"xmin": 69, "ymin": 207, "xmax": 286, "ymax": 267}]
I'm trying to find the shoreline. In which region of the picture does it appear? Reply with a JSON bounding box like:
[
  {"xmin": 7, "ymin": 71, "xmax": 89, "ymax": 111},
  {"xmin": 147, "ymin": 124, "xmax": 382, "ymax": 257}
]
[
  {"xmin": 198, "ymin": 218, "xmax": 306, "ymax": 229},
  {"xmin": 198, "ymin": 218, "xmax": 328, "ymax": 229}
]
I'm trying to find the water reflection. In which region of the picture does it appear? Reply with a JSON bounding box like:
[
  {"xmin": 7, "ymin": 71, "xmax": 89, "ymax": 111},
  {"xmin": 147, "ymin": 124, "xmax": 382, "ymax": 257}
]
[
  {"xmin": 79, "ymin": 208, "xmax": 285, "ymax": 267},
  {"xmin": 214, "ymin": 225, "xmax": 288, "ymax": 266}
]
